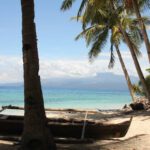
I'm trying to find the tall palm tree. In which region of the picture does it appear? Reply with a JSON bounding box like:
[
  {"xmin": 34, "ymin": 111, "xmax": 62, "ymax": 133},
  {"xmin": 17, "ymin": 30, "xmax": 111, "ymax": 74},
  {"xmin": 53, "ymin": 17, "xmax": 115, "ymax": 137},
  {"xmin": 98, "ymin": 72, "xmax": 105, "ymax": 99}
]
[
  {"xmin": 75, "ymin": 17, "xmax": 139, "ymax": 102},
  {"xmin": 110, "ymin": 0, "xmax": 150, "ymax": 100},
  {"xmin": 115, "ymin": 45, "xmax": 135, "ymax": 102},
  {"xmin": 119, "ymin": 26, "xmax": 150, "ymax": 100},
  {"xmin": 21, "ymin": 0, "xmax": 56, "ymax": 149},
  {"xmin": 115, "ymin": 10, "xmax": 150, "ymax": 101},
  {"xmin": 124, "ymin": 0, "xmax": 150, "ymax": 63},
  {"xmin": 61, "ymin": 0, "xmax": 150, "ymax": 101},
  {"xmin": 111, "ymin": 25, "xmax": 136, "ymax": 102},
  {"xmin": 105, "ymin": 0, "xmax": 150, "ymax": 101}
]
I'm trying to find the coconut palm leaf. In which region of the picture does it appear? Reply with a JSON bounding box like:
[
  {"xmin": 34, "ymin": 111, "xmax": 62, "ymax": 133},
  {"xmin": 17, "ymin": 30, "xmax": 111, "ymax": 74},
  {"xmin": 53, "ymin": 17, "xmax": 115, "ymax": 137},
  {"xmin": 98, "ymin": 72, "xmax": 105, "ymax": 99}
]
[
  {"xmin": 132, "ymin": 84, "xmax": 143, "ymax": 95},
  {"xmin": 146, "ymin": 68, "xmax": 150, "ymax": 73},
  {"xmin": 77, "ymin": 0, "xmax": 88, "ymax": 19},
  {"xmin": 88, "ymin": 28, "xmax": 109, "ymax": 61},
  {"xmin": 61, "ymin": 0, "xmax": 76, "ymax": 10},
  {"xmin": 75, "ymin": 24, "xmax": 106, "ymax": 45}
]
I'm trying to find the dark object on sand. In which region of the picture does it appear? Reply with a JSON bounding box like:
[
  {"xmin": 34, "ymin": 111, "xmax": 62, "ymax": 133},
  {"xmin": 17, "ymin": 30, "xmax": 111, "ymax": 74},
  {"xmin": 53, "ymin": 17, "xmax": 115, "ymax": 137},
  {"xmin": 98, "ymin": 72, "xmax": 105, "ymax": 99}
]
[
  {"xmin": 123, "ymin": 104, "xmax": 128, "ymax": 109},
  {"xmin": 0, "ymin": 114, "xmax": 132, "ymax": 139},
  {"xmin": 130, "ymin": 103, "xmax": 145, "ymax": 111}
]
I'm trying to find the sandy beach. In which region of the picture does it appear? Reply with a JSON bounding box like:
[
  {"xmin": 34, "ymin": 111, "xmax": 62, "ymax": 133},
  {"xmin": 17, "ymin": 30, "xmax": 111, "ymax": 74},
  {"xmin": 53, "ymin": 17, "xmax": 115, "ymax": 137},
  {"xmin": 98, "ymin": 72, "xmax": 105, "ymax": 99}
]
[
  {"xmin": 0, "ymin": 109, "xmax": 150, "ymax": 150},
  {"xmin": 56, "ymin": 109, "xmax": 150, "ymax": 150}
]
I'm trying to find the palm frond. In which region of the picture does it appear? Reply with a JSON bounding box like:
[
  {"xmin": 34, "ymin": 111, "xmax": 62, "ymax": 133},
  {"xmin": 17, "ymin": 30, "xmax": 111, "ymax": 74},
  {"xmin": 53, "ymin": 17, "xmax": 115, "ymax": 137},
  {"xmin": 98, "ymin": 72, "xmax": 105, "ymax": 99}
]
[
  {"xmin": 129, "ymin": 35, "xmax": 142, "ymax": 57},
  {"xmin": 77, "ymin": 0, "xmax": 88, "ymax": 20},
  {"xmin": 139, "ymin": 0, "xmax": 150, "ymax": 10},
  {"xmin": 82, "ymin": 4, "xmax": 96, "ymax": 29},
  {"xmin": 132, "ymin": 16, "xmax": 150, "ymax": 26},
  {"xmin": 61, "ymin": 0, "xmax": 75, "ymax": 10},
  {"xmin": 81, "ymin": 2, "xmax": 110, "ymax": 29},
  {"xmin": 127, "ymin": 29, "xmax": 143, "ymax": 57},
  {"xmin": 89, "ymin": 28, "xmax": 109, "ymax": 62},
  {"xmin": 75, "ymin": 24, "xmax": 106, "ymax": 46},
  {"xmin": 132, "ymin": 84, "xmax": 143, "ymax": 94},
  {"xmin": 146, "ymin": 68, "xmax": 150, "ymax": 73}
]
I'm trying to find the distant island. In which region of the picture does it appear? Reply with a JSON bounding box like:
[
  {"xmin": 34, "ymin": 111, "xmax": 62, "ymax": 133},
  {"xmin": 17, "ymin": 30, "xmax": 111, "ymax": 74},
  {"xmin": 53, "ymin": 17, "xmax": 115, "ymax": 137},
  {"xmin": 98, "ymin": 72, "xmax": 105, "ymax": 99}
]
[{"xmin": 0, "ymin": 72, "xmax": 138, "ymax": 91}]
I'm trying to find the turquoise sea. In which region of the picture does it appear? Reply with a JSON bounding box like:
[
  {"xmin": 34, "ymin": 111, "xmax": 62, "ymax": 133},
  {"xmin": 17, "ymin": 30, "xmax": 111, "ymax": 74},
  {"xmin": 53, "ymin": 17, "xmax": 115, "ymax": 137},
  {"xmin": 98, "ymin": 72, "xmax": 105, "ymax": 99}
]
[{"xmin": 0, "ymin": 86, "xmax": 131, "ymax": 110}]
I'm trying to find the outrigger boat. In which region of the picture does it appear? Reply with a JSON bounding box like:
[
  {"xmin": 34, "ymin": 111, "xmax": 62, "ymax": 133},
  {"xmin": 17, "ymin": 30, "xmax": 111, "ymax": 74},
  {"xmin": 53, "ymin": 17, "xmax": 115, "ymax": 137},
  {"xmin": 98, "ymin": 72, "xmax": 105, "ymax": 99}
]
[{"xmin": 0, "ymin": 105, "xmax": 132, "ymax": 139}]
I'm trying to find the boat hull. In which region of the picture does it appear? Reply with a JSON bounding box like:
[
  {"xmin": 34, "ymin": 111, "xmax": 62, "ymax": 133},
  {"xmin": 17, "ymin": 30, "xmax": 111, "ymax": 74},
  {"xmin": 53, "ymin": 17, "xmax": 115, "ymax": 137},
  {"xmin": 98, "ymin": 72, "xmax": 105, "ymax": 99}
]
[{"xmin": 0, "ymin": 115, "xmax": 131, "ymax": 139}]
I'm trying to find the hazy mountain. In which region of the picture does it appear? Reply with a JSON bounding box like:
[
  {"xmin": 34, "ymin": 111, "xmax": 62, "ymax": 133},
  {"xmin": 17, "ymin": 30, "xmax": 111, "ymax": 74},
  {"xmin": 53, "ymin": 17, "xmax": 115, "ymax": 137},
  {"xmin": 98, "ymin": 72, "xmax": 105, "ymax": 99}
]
[
  {"xmin": 41, "ymin": 73, "xmax": 138, "ymax": 91},
  {"xmin": 0, "ymin": 73, "xmax": 138, "ymax": 91}
]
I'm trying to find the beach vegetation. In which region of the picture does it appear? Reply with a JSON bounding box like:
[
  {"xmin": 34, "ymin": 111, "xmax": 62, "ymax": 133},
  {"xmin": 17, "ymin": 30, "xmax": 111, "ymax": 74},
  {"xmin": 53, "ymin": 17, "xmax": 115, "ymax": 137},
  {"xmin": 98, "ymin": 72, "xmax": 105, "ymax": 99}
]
[
  {"xmin": 133, "ymin": 69, "xmax": 150, "ymax": 97},
  {"xmin": 74, "ymin": 15, "xmax": 139, "ymax": 102},
  {"xmin": 61, "ymin": 0, "xmax": 150, "ymax": 102}
]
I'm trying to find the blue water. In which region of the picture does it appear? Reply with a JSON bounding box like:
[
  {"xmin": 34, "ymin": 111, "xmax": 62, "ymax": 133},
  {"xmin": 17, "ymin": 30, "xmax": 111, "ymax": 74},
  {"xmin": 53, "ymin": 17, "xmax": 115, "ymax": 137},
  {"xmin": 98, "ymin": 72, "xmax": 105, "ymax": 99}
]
[{"xmin": 0, "ymin": 87, "xmax": 131, "ymax": 109}]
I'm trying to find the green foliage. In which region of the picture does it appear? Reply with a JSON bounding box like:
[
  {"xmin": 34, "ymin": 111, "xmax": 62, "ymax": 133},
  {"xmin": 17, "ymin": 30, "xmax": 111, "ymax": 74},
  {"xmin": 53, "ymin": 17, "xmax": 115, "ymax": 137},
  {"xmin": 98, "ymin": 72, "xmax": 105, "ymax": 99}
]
[
  {"xmin": 121, "ymin": 0, "xmax": 150, "ymax": 14},
  {"xmin": 132, "ymin": 84, "xmax": 144, "ymax": 95},
  {"xmin": 61, "ymin": 0, "xmax": 144, "ymax": 66},
  {"xmin": 88, "ymin": 28, "xmax": 109, "ymax": 61},
  {"xmin": 133, "ymin": 69, "xmax": 150, "ymax": 97},
  {"xmin": 77, "ymin": 0, "xmax": 87, "ymax": 19},
  {"xmin": 146, "ymin": 68, "xmax": 150, "ymax": 73},
  {"xmin": 61, "ymin": 0, "xmax": 76, "ymax": 10},
  {"xmin": 77, "ymin": 4, "xmax": 143, "ymax": 65}
]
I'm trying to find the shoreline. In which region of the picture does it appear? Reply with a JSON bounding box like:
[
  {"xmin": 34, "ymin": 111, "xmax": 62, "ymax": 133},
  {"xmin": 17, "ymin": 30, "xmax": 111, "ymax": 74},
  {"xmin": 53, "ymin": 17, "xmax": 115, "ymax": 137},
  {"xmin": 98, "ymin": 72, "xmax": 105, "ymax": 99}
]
[{"xmin": 0, "ymin": 104, "xmax": 128, "ymax": 110}]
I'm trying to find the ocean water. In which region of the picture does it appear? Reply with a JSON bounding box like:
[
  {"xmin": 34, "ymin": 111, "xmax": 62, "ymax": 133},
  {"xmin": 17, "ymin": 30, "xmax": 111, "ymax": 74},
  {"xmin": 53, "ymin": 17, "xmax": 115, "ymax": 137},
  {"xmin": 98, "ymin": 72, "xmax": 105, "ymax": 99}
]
[{"xmin": 0, "ymin": 86, "xmax": 131, "ymax": 110}]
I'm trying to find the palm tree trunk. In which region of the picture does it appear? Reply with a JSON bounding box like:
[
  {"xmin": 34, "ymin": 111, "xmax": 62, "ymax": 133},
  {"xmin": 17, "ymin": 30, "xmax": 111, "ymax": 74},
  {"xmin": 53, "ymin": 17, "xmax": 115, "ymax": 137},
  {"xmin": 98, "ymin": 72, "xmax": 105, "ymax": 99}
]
[
  {"xmin": 115, "ymin": 45, "xmax": 135, "ymax": 102},
  {"xmin": 132, "ymin": 0, "xmax": 150, "ymax": 63},
  {"xmin": 110, "ymin": 0, "xmax": 150, "ymax": 100},
  {"xmin": 119, "ymin": 25, "xmax": 150, "ymax": 101},
  {"xmin": 21, "ymin": 0, "xmax": 56, "ymax": 149}
]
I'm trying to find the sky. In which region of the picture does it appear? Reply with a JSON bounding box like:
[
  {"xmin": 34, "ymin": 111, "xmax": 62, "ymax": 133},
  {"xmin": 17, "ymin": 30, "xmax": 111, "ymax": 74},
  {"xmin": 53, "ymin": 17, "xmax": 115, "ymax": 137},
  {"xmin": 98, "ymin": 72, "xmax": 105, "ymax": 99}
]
[{"xmin": 0, "ymin": 0, "xmax": 149, "ymax": 84}]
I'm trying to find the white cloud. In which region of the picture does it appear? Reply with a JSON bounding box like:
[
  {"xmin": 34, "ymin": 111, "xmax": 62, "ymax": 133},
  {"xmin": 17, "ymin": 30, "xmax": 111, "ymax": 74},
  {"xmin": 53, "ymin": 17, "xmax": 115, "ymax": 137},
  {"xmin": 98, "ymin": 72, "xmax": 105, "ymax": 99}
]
[
  {"xmin": 0, "ymin": 56, "xmax": 23, "ymax": 83},
  {"xmin": 0, "ymin": 52, "xmax": 149, "ymax": 83}
]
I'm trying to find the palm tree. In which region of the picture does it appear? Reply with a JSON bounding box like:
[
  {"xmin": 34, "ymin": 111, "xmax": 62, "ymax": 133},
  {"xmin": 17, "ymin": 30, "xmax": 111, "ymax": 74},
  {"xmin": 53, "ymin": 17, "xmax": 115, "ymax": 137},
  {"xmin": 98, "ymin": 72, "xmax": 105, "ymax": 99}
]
[
  {"xmin": 21, "ymin": 0, "xmax": 56, "ymax": 149},
  {"xmin": 75, "ymin": 17, "xmax": 139, "ymax": 102},
  {"xmin": 124, "ymin": 0, "xmax": 150, "ymax": 63},
  {"xmin": 111, "ymin": 0, "xmax": 150, "ymax": 100},
  {"xmin": 118, "ymin": 17, "xmax": 150, "ymax": 101},
  {"xmin": 115, "ymin": 45, "xmax": 135, "ymax": 102},
  {"xmin": 106, "ymin": 0, "xmax": 150, "ymax": 101},
  {"xmin": 61, "ymin": 0, "xmax": 150, "ymax": 101}
]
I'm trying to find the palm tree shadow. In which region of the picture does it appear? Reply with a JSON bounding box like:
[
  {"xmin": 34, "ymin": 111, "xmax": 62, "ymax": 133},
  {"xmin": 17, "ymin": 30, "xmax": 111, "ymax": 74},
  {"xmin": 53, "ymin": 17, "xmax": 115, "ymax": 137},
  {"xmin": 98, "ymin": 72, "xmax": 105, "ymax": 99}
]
[{"xmin": 57, "ymin": 134, "xmax": 148, "ymax": 150}]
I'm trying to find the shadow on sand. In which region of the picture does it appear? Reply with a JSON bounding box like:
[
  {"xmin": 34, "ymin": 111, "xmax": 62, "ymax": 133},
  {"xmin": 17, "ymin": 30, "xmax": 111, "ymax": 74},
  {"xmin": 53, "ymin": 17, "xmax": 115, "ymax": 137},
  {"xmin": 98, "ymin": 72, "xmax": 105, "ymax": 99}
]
[{"xmin": 56, "ymin": 134, "xmax": 149, "ymax": 150}]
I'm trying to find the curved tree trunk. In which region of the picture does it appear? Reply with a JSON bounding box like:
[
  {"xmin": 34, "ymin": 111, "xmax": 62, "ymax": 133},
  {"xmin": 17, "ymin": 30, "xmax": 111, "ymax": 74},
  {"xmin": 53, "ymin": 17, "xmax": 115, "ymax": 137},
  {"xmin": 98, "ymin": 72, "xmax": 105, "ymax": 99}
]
[
  {"xmin": 132, "ymin": 0, "xmax": 150, "ymax": 63},
  {"xmin": 115, "ymin": 45, "xmax": 135, "ymax": 102},
  {"xmin": 110, "ymin": 0, "xmax": 150, "ymax": 101},
  {"xmin": 21, "ymin": 0, "xmax": 56, "ymax": 149},
  {"xmin": 119, "ymin": 25, "xmax": 150, "ymax": 101}
]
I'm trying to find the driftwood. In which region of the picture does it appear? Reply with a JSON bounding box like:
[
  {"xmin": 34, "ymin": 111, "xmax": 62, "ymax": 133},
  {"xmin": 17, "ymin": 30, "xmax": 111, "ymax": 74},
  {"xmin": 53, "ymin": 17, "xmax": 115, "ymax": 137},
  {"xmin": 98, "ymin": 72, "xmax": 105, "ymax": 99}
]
[{"xmin": 0, "ymin": 114, "xmax": 132, "ymax": 139}]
